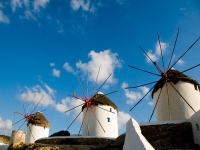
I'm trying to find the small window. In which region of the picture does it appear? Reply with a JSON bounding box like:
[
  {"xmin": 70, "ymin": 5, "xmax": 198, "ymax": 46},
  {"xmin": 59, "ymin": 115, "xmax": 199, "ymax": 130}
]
[
  {"xmin": 110, "ymin": 108, "xmax": 112, "ymax": 112},
  {"xmin": 196, "ymin": 124, "xmax": 199, "ymax": 131},
  {"xmin": 107, "ymin": 117, "xmax": 110, "ymax": 122}
]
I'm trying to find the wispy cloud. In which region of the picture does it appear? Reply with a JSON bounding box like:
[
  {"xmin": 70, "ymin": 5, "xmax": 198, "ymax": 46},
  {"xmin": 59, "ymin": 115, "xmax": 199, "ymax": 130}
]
[
  {"xmin": 18, "ymin": 84, "xmax": 55, "ymax": 107},
  {"xmin": 52, "ymin": 68, "xmax": 61, "ymax": 78},
  {"xmin": 33, "ymin": 0, "xmax": 50, "ymax": 12},
  {"xmin": 0, "ymin": 2, "xmax": 10, "ymax": 24},
  {"xmin": 11, "ymin": 0, "xmax": 50, "ymax": 20},
  {"xmin": 70, "ymin": 0, "xmax": 95, "ymax": 13},
  {"xmin": 50, "ymin": 62, "xmax": 55, "ymax": 67},
  {"xmin": 63, "ymin": 62, "xmax": 76, "ymax": 74},
  {"xmin": 121, "ymin": 82, "xmax": 149, "ymax": 105}
]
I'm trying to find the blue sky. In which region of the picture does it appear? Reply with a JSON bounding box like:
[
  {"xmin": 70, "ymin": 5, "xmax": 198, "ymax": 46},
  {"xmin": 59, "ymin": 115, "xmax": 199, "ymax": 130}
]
[{"xmin": 0, "ymin": 0, "xmax": 200, "ymax": 136}]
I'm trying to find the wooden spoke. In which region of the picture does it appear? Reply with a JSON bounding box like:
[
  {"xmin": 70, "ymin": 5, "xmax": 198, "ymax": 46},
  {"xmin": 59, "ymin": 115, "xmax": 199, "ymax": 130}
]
[
  {"xmin": 169, "ymin": 36, "xmax": 200, "ymax": 70},
  {"xmin": 65, "ymin": 103, "xmax": 85, "ymax": 113},
  {"xmin": 130, "ymin": 85, "xmax": 156, "ymax": 111},
  {"xmin": 67, "ymin": 110, "xmax": 82, "ymax": 130},
  {"xmin": 181, "ymin": 63, "xmax": 200, "ymax": 74},
  {"xmin": 168, "ymin": 28, "xmax": 180, "ymax": 70},
  {"xmin": 128, "ymin": 65, "xmax": 160, "ymax": 76},
  {"xmin": 157, "ymin": 33, "xmax": 165, "ymax": 72},
  {"xmin": 125, "ymin": 81, "xmax": 158, "ymax": 89},
  {"xmin": 169, "ymin": 82, "xmax": 196, "ymax": 113}
]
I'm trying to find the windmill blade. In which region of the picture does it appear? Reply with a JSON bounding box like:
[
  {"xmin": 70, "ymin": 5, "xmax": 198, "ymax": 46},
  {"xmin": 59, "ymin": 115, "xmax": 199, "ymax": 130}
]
[
  {"xmin": 169, "ymin": 82, "xmax": 196, "ymax": 113},
  {"xmin": 30, "ymin": 94, "xmax": 44, "ymax": 115},
  {"xmin": 14, "ymin": 112, "xmax": 24, "ymax": 117},
  {"xmin": 130, "ymin": 85, "xmax": 156, "ymax": 111},
  {"xmin": 23, "ymin": 104, "xmax": 26, "ymax": 115},
  {"xmin": 139, "ymin": 46, "xmax": 163, "ymax": 74},
  {"xmin": 168, "ymin": 28, "xmax": 180, "ymax": 70},
  {"xmin": 90, "ymin": 107, "xmax": 106, "ymax": 133},
  {"xmin": 94, "ymin": 90, "xmax": 117, "ymax": 100},
  {"xmin": 157, "ymin": 33, "xmax": 165, "ymax": 72},
  {"xmin": 17, "ymin": 119, "xmax": 27, "ymax": 131},
  {"xmin": 181, "ymin": 63, "xmax": 200, "ymax": 74},
  {"xmin": 169, "ymin": 36, "xmax": 200, "ymax": 70},
  {"xmin": 65, "ymin": 103, "xmax": 85, "ymax": 113},
  {"xmin": 125, "ymin": 81, "xmax": 158, "ymax": 89},
  {"xmin": 75, "ymin": 73, "xmax": 87, "ymax": 99},
  {"xmin": 12, "ymin": 117, "xmax": 26, "ymax": 126},
  {"xmin": 94, "ymin": 73, "xmax": 112, "ymax": 96},
  {"xmin": 86, "ymin": 70, "xmax": 89, "ymax": 99},
  {"xmin": 67, "ymin": 110, "xmax": 82, "ymax": 130},
  {"xmin": 96, "ymin": 106, "xmax": 115, "ymax": 114},
  {"xmin": 92, "ymin": 66, "xmax": 101, "ymax": 96},
  {"xmin": 128, "ymin": 65, "xmax": 160, "ymax": 76},
  {"xmin": 149, "ymin": 85, "xmax": 163, "ymax": 122}
]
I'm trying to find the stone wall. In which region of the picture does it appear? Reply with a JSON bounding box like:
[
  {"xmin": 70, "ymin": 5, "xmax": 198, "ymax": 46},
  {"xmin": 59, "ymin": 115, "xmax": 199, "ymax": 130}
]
[{"xmin": 140, "ymin": 122, "xmax": 198, "ymax": 149}]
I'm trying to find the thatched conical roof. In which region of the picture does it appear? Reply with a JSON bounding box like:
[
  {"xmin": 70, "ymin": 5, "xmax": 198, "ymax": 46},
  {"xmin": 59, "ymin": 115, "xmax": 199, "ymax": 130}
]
[
  {"xmin": 28, "ymin": 112, "xmax": 50, "ymax": 128},
  {"xmin": 82, "ymin": 92, "xmax": 118, "ymax": 112},
  {"xmin": 152, "ymin": 69, "xmax": 200, "ymax": 98}
]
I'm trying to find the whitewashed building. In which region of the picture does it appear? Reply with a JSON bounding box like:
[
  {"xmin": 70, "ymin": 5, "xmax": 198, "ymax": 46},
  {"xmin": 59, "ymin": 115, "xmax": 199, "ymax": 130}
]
[
  {"xmin": 152, "ymin": 69, "xmax": 200, "ymax": 121},
  {"xmin": 25, "ymin": 112, "xmax": 50, "ymax": 143},
  {"xmin": 82, "ymin": 92, "xmax": 118, "ymax": 138}
]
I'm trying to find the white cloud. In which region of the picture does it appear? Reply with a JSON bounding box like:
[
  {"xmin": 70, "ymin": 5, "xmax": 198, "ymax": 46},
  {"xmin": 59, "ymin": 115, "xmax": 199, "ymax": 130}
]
[
  {"xmin": 18, "ymin": 85, "xmax": 55, "ymax": 108},
  {"xmin": 50, "ymin": 63, "xmax": 55, "ymax": 67},
  {"xmin": 76, "ymin": 50, "xmax": 122, "ymax": 85},
  {"xmin": 33, "ymin": 0, "xmax": 50, "ymax": 12},
  {"xmin": 70, "ymin": 0, "xmax": 95, "ymax": 13},
  {"xmin": 20, "ymin": 10, "xmax": 36, "ymax": 20},
  {"xmin": 148, "ymin": 101, "xmax": 154, "ymax": 106},
  {"xmin": 11, "ymin": 0, "xmax": 22, "ymax": 12},
  {"xmin": 121, "ymin": 82, "xmax": 149, "ymax": 105},
  {"xmin": 52, "ymin": 68, "xmax": 60, "ymax": 78},
  {"xmin": 0, "ymin": 117, "xmax": 12, "ymax": 134},
  {"xmin": 177, "ymin": 59, "xmax": 184, "ymax": 65},
  {"xmin": 0, "ymin": 3, "xmax": 10, "ymax": 24},
  {"xmin": 117, "ymin": 111, "xmax": 132, "ymax": 130},
  {"xmin": 44, "ymin": 83, "xmax": 56, "ymax": 96},
  {"xmin": 63, "ymin": 62, "xmax": 75, "ymax": 74}
]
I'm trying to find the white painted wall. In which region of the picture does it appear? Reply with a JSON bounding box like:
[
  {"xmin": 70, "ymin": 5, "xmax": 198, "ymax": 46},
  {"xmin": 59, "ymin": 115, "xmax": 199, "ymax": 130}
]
[
  {"xmin": 81, "ymin": 105, "xmax": 118, "ymax": 138},
  {"xmin": 153, "ymin": 81, "xmax": 200, "ymax": 121},
  {"xmin": 189, "ymin": 110, "xmax": 200, "ymax": 145},
  {"xmin": 123, "ymin": 118, "xmax": 154, "ymax": 150},
  {"xmin": 25, "ymin": 124, "xmax": 49, "ymax": 143}
]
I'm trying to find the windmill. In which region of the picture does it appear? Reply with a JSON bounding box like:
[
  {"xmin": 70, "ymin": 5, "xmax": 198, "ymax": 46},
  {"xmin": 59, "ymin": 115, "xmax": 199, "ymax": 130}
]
[
  {"xmin": 12, "ymin": 94, "xmax": 50, "ymax": 143},
  {"xmin": 125, "ymin": 28, "xmax": 200, "ymax": 122},
  {"xmin": 65, "ymin": 66, "xmax": 118, "ymax": 138}
]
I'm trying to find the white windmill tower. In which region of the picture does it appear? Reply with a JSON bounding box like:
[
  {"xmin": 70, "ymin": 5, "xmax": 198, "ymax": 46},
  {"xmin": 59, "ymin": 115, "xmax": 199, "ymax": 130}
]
[
  {"xmin": 65, "ymin": 66, "xmax": 118, "ymax": 138},
  {"xmin": 12, "ymin": 95, "xmax": 50, "ymax": 143},
  {"xmin": 25, "ymin": 111, "xmax": 50, "ymax": 143},
  {"xmin": 125, "ymin": 29, "xmax": 200, "ymax": 122},
  {"xmin": 81, "ymin": 92, "xmax": 118, "ymax": 138},
  {"xmin": 152, "ymin": 68, "xmax": 200, "ymax": 121}
]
